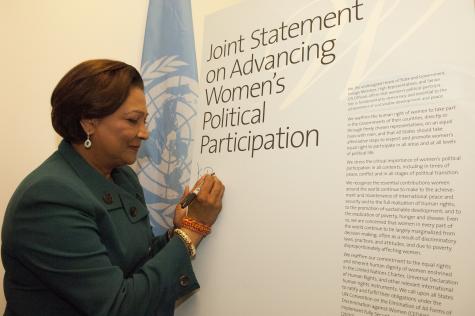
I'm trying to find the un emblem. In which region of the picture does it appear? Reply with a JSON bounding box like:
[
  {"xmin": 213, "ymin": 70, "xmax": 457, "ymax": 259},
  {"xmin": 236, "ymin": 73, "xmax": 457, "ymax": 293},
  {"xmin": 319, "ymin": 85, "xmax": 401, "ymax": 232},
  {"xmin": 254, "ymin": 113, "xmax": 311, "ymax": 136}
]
[{"xmin": 133, "ymin": 56, "xmax": 198, "ymax": 231}]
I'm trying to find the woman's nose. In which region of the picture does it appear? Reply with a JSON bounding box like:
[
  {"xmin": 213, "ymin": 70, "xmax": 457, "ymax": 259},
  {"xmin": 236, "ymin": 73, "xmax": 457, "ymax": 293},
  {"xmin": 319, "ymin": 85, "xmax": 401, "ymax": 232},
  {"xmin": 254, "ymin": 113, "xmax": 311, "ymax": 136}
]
[{"xmin": 138, "ymin": 124, "xmax": 149, "ymax": 140}]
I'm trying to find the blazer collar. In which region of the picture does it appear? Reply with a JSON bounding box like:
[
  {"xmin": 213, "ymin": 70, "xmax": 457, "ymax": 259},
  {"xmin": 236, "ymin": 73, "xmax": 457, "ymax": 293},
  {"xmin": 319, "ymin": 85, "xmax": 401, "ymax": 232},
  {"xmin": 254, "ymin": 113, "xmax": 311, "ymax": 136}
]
[{"xmin": 57, "ymin": 140, "xmax": 135, "ymax": 209}]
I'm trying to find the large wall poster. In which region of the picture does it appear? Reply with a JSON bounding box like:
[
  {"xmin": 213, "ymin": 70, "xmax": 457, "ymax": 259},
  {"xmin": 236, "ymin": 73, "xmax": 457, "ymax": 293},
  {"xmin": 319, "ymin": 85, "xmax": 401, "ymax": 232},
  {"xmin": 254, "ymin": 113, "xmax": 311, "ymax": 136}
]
[{"xmin": 176, "ymin": 1, "xmax": 475, "ymax": 315}]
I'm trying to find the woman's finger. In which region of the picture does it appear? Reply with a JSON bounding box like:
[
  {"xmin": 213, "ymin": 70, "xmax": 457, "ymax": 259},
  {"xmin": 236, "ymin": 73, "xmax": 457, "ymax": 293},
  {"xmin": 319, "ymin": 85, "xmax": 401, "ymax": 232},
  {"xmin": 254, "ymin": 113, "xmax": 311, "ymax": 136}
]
[
  {"xmin": 198, "ymin": 174, "xmax": 216, "ymax": 195},
  {"xmin": 191, "ymin": 175, "xmax": 207, "ymax": 191},
  {"xmin": 209, "ymin": 178, "xmax": 223, "ymax": 200}
]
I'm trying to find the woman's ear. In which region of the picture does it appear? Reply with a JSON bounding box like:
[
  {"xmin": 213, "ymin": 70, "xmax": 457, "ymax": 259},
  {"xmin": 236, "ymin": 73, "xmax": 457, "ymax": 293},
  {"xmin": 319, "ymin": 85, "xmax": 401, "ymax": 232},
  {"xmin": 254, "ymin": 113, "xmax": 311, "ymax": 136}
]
[{"xmin": 80, "ymin": 119, "xmax": 97, "ymax": 135}]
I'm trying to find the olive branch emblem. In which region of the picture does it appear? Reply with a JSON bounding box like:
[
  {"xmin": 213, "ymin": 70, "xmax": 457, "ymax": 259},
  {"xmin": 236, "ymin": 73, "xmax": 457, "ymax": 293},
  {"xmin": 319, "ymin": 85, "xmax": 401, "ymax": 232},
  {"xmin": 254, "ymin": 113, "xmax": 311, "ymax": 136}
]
[{"xmin": 141, "ymin": 56, "xmax": 188, "ymax": 87}]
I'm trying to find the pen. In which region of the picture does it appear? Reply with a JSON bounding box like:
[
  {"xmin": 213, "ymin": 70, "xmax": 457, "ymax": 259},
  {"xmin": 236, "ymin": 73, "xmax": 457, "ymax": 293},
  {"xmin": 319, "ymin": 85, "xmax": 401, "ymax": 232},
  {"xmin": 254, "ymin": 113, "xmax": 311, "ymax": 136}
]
[{"xmin": 180, "ymin": 173, "xmax": 215, "ymax": 208}]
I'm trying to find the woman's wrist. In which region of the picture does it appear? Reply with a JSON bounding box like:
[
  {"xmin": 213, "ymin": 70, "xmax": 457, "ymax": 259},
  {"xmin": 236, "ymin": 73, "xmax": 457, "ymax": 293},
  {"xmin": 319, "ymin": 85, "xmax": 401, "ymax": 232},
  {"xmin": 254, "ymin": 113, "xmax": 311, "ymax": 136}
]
[
  {"xmin": 171, "ymin": 227, "xmax": 204, "ymax": 258},
  {"xmin": 179, "ymin": 227, "xmax": 203, "ymax": 248},
  {"xmin": 174, "ymin": 228, "xmax": 197, "ymax": 257},
  {"xmin": 181, "ymin": 216, "xmax": 212, "ymax": 236},
  {"xmin": 171, "ymin": 217, "xmax": 208, "ymax": 256}
]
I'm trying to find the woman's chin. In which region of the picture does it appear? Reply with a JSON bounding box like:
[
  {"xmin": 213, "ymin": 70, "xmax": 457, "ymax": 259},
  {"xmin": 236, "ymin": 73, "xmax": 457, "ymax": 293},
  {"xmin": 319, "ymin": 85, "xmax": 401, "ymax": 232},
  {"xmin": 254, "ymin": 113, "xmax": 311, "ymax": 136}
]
[{"xmin": 122, "ymin": 152, "xmax": 138, "ymax": 165}]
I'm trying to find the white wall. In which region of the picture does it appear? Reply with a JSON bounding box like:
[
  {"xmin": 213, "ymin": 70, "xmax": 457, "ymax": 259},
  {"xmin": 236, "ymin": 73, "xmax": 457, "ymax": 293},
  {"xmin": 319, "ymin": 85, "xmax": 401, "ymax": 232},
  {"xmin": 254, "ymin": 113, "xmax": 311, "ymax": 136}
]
[{"xmin": 0, "ymin": 0, "xmax": 239, "ymax": 310}]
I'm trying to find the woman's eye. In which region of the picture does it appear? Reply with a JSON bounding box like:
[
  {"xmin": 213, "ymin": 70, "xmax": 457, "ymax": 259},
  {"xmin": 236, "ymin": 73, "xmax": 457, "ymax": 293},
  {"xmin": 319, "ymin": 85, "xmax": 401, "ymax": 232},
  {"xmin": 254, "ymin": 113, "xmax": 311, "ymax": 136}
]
[{"xmin": 127, "ymin": 118, "xmax": 138, "ymax": 124}]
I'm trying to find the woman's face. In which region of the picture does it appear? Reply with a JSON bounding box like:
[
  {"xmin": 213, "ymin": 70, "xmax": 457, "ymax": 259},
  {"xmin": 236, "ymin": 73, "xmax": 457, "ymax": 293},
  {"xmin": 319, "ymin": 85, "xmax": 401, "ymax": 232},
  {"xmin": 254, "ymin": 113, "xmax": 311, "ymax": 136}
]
[{"xmin": 90, "ymin": 87, "xmax": 149, "ymax": 168}]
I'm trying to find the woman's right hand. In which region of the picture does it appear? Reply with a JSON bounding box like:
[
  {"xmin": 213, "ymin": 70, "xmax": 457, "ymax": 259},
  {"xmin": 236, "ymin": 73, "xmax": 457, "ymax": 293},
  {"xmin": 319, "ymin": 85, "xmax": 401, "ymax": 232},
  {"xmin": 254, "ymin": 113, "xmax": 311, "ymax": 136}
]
[{"xmin": 187, "ymin": 174, "xmax": 225, "ymax": 226}]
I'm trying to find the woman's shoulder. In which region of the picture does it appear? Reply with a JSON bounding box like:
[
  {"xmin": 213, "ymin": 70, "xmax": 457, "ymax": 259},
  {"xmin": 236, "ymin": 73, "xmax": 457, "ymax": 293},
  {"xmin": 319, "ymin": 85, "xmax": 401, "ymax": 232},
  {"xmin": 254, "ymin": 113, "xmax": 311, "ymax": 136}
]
[
  {"xmin": 7, "ymin": 151, "xmax": 90, "ymax": 210},
  {"xmin": 21, "ymin": 151, "xmax": 81, "ymax": 190},
  {"xmin": 2, "ymin": 151, "xmax": 96, "ymax": 246}
]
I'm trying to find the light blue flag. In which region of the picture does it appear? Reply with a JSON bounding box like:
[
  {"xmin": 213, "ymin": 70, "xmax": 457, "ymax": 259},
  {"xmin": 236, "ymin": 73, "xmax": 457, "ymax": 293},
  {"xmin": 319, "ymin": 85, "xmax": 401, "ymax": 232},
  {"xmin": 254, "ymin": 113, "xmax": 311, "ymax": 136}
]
[{"xmin": 134, "ymin": 0, "xmax": 198, "ymax": 235}]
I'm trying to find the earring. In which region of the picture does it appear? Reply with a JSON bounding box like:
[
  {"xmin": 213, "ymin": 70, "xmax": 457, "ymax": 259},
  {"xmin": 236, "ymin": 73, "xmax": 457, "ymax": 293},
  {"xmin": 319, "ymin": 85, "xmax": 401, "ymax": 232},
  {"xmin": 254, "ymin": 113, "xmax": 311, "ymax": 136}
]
[{"xmin": 84, "ymin": 133, "xmax": 92, "ymax": 149}]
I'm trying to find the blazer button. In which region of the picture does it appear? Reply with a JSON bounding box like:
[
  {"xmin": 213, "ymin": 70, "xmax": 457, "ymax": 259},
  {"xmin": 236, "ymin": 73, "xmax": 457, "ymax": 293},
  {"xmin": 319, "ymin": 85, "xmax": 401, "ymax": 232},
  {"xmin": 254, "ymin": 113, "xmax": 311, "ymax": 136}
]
[
  {"xmin": 129, "ymin": 206, "xmax": 138, "ymax": 217},
  {"xmin": 103, "ymin": 193, "xmax": 113, "ymax": 204},
  {"xmin": 179, "ymin": 275, "xmax": 190, "ymax": 287}
]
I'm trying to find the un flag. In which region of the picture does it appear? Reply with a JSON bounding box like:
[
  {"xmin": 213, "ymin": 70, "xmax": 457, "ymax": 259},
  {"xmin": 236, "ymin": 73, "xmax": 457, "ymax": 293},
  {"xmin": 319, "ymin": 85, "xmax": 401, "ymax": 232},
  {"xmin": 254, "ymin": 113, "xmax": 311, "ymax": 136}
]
[{"xmin": 133, "ymin": 0, "xmax": 198, "ymax": 235}]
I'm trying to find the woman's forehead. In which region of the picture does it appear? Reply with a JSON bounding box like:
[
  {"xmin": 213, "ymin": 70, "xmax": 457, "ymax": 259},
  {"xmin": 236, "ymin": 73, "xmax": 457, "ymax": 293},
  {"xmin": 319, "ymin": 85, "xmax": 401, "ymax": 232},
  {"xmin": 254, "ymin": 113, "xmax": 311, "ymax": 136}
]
[{"xmin": 118, "ymin": 88, "xmax": 147, "ymax": 112}]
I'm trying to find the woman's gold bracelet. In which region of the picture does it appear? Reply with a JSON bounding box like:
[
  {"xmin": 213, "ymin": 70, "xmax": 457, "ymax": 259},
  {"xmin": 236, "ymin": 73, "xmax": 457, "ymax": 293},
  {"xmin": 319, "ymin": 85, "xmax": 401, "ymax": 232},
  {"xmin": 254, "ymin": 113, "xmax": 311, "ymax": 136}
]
[{"xmin": 174, "ymin": 228, "xmax": 196, "ymax": 258}]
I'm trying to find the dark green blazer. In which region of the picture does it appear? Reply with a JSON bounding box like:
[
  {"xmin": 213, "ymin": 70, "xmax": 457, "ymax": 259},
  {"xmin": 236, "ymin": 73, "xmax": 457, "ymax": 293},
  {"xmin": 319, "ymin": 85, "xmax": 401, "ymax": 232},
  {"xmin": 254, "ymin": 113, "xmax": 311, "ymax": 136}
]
[{"xmin": 2, "ymin": 141, "xmax": 198, "ymax": 316}]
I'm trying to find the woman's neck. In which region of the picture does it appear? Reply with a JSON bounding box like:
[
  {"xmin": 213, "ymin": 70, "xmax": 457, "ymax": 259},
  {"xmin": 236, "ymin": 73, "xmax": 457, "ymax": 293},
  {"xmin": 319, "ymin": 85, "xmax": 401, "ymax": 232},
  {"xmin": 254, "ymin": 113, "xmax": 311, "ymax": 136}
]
[{"xmin": 72, "ymin": 143, "xmax": 113, "ymax": 179}]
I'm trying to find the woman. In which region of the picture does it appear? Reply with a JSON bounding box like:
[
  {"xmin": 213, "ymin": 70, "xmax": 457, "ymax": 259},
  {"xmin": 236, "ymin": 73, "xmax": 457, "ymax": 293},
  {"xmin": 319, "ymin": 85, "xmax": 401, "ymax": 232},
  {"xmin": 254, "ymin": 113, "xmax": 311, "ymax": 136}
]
[{"xmin": 1, "ymin": 59, "xmax": 225, "ymax": 315}]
